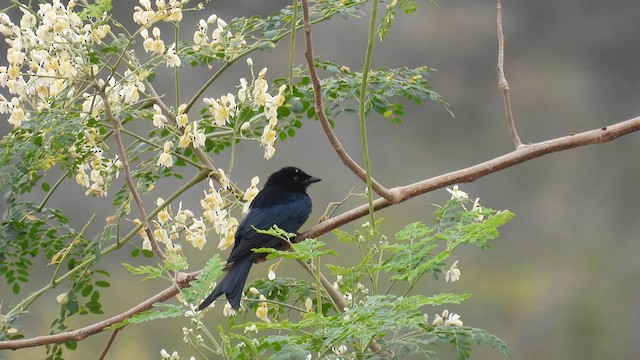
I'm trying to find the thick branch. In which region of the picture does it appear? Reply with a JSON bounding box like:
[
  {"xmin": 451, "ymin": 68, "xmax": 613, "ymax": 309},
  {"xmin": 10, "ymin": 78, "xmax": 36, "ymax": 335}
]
[
  {"xmin": 299, "ymin": 116, "xmax": 640, "ymax": 240},
  {"xmin": 0, "ymin": 271, "xmax": 196, "ymax": 350},
  {"xmin": 496, "ymin": 0, "xmax": 522, "ymax": 148},
  {"xmin": 300, "ymin": 0, "xmax": 401, "ymax": 204}
]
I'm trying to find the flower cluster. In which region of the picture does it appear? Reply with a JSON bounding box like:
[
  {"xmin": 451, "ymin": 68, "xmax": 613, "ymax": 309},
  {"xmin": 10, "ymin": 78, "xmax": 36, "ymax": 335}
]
[
  {"xmin": 430, "ymin": 309, "xmax": 464, "ymax": 327},
  {"xmin": 133, "ymin": 0, "xmax": 185, "ymax": 25},
  {"xmin": 203, "ymin": 93, "xmax": 237, "ymax": 127},
  {"xmin": 191, "ymin": 13, "xmax": 246, "ymax": 59},
  {"xmin": 200, "ymin": 179, "xmax": 239, "ymax": 251},
  {"xmin": 74, "ymin": 131, "xmax": 122, "ymax": 197},
  {"xmin": 0, "ymin": 1, "xmax": 112, "ymax": 128}
]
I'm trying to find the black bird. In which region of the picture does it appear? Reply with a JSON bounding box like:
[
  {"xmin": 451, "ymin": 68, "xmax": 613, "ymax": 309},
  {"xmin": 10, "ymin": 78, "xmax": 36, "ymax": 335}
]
[{"xmin": 197, "ymin": 167, "xmax": 321, "ymax": 311}]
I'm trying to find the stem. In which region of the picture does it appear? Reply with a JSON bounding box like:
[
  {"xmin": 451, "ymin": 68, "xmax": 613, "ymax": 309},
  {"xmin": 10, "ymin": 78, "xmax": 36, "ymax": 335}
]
[
  {"xmin": 118, "ymin": 126, "xmax": 202, "ymax": 169},
  {"xmin": 174, "ymin": 24, "xmax": 181, "ymax": 106},
  {"xmin": 50, "ymin": 214, "xmax": 95, "ymax": 286},
  {"xmin": 97, "ymin": 328, "xmax": 122, "ymax": 360},
  {"xmin": 96, "ymin": 81, "xmax": 166, "ymax": 261},
  {"xmin": 359, "ymin": 0, "xmax": 379, "ymax": 225},
  {"xmin": 496, "ymin": 0, "xmax": 522, "ymax": 148},
  {"xmin": 36, "ymin": 170, "xmax": 70, "ymax": 212},
  {"xmin": 289, "ymin": 0, "xmax": 299, "ymax": 92}
]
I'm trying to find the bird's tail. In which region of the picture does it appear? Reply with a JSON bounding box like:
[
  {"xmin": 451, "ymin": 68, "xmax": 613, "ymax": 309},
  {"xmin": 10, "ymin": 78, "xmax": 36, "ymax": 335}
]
[{"xmin": 197, "ymin": 257, "xmax": 253, "ymax": 311}]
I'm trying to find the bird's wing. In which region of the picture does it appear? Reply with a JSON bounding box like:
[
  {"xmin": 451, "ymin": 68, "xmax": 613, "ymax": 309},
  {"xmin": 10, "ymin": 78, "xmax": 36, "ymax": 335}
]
[{"xmin": 227, "ymin": 195, "xmax": 312, "ymax": 264}]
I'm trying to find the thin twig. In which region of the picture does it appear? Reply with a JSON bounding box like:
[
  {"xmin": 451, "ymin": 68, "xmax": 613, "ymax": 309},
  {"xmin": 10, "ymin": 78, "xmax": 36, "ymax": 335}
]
[
  {"xmin": 300, "ymin": 0, "xmax": 401, "ymax": 204},
  {"xmin": 96, "ymin": 82, "xmax": 166, "ymax": 260},
  {"xmin": 496, "ymin": 0, "xmax": 522, "ymax": 148},
  {"xmin": 358, "ymin": 0, "xmax": 380, "ymax": 225},
  {"xmin": 97, "ymin": 328, "xmax": 121, "ymax": 360}
]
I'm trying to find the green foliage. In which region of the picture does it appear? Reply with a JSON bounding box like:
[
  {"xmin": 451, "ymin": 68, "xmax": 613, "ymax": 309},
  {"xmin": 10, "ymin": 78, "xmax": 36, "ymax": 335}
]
[
  {"xmin": 194, "ymin": 198, "xmax": 512, "ymax": 359},
  {"xmin": 0, "ymin": 1, "xmax": 512, "ymax": 359},
  {"xmin": 379, "ymin": 0, "xmax": 420, "ymax": 41}
]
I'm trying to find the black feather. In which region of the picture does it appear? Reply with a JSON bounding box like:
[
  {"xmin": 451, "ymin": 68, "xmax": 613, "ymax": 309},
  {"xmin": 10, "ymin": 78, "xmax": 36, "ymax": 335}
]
[{"xmin": 198, "ymin": 167, "xmax": 320, "ymax": 311}]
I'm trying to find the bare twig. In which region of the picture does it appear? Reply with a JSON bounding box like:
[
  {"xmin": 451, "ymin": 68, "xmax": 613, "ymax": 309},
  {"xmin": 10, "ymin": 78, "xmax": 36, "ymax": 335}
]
[
  {"xmin": 97, "ymin": 328, "xmax": 121, "ymax": 360},
  {"xmin": 496, "ymin": 0, "xmax": 522, "ymax": 148},
  {"xmin": 96, "ymin": 83, "xmax": 165, "ymax": 260},
  {"xmin": 300, "ymin": 0, "xmax": 401, "ymax": 204}
]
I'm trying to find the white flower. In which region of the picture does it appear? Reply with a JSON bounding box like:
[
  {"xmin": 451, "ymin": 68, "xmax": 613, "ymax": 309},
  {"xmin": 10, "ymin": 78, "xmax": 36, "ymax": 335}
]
[
  {"xmin": 444, "ymin": 312, "xmax": 463, "ymax": 327},
  {"xmin": 244, "ymin": 324, "xmax": 258, "ymax": 333},
  {"xmin": 152, "ymin": 104, "xmax": 167, "ymax": 128},
  {"xmin": 176, "ymin": 103, "xmax": 188, "ymax": 127},
  {"xmin": 446, "ymin": 185, "xmax": 468, "ymax": 200},
  {"xmin": 268, "ymin": 269, "xmax": 276, "ymax": 280},
  {"xmin": 472, "ymin": 198, "xmax": 484, "ymax": 221},
  {"xmin": 157, "ymin": 151, "xmax": 174, "ymax": 168},
  {"xmin": 332, "ymin": 344, "xmax": 347, "ymax": 355},
  {"xmin": 445, "ymin": 260, "xmax": 461, "ymax": 282},
  {"xmin": 56, "ymin": 292, "xmax": 69, "ymax": 305},
  {"xmin": 432, "ymin": 314, "xmax": 444, "ymax": 326},
  {"xmin": 256, "ymin": 302, "xmax": 270, "ymax": 322},
  {"xmin": 223, "ymin": 302, "xmax": 236, "ymax": 317},
  {"xmin": 249, "ymin": 287, "xmax": 261, "ymax": 295}
]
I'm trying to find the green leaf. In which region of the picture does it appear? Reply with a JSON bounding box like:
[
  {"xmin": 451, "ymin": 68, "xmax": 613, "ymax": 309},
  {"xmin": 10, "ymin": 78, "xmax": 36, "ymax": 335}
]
[
  {"xmin": 122, "ymin": 263, "xmax": 163, "ymax": 280},
  {"xmin": 95, "ymin": 280, "xmax": 111, "ymax": 288}
]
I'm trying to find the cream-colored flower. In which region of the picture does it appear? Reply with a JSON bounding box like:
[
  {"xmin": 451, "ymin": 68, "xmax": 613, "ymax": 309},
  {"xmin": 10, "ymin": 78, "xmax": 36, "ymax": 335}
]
[
  {"xmin": 446, "ymin": 185, "xmax": 468, "ymax": 200},
  {"xmin": 166, "ymin": 42, "xmax": 181, "ymax": 67},
  {"xmin": 56, "ymin": 292, "xmax": 69, "ymax": 305},
  {"xmin": 445, "ymin": 260, "xmax": 461, "ymax": 282},
  {"xmin": 444, "ymin": 312, "xmax": 463, "ymax": 327},
  {"xmin": 176, "ymin": 104, "xmax": 188, "ymax": 127},
  {"xmin": 472, "ymin": 198, "xmax": 484, "ymax": 221},
  {"xmin": 152, "ymin": 104, "xmax": 167, "ymax": 128},
  {"xmin": 223, "ymin": 302, "xmax": 236, "ymax": 317},
  {"xmin": 157, "ymin": 152, "xmax": 173, "ymax": 168},
  {"xmin": 256, "ymin": 302, "xmax": 270, "ymax": 323}
]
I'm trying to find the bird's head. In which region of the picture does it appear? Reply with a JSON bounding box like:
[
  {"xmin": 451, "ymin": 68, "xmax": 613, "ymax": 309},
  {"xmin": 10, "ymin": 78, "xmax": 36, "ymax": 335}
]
[{"xmin": 265, "ymin": 167, "xmax": 321, "ymax": 192}]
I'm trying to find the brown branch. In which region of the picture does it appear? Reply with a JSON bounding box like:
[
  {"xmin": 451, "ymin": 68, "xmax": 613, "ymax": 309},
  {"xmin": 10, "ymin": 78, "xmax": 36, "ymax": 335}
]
[
  {"xmin": 97, "ymin": 327, "xmax": 121, "ymax": 360},
  {"xmin": 299, "ymin": 115, "xmax": 640, "ymax": 240},
  {"xmin": 96, "ymin": 83, "xmax": 166, "ymax": 260},
  {"xmin": 300, "ymin": 0, "xmax": 401, "ymax": 204},
  {"xmin": 4, "ymin": 116, "xmax": 639, "ymax": 351},
  {"xmin": 496, "ymin": 0, "xmax": 522, "ymax": 148},
  {"xmin": 0, "ymin": 270, "xmax": 196, "ymax": 351}
]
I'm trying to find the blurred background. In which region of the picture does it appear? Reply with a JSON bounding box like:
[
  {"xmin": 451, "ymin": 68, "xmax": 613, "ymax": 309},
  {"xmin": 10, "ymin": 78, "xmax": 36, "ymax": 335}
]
[{"xmin": 1, "ymin": 0, "xmax": 640, "ymax": 359}]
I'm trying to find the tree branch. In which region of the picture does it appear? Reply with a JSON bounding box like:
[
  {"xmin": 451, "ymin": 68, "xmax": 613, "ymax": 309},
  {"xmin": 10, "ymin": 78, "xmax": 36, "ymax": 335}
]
[
  {"xmin": 298, "ymin": 115, "xmax": 640, "ymax": 240},
  {"xmin": 496, "ymin": 0, "xmax": 522, "ymax": 148},
  {"xmin": 300, "ymin": 0, "xmax": 401, "ymax": 204},
  {"xmin": 97, "ymin": 327, "xmax": 121, "ymax": 360},
  {"xmin": 96, "ymin": 82, "xmax": 166, "ymax": 260},
  {"xmin": 0, "ymin": 271, "xmax": 200, "ymax": 350},
  {"xmin": 4, "ymin": 117, "xmax": 639, "ymax": 351}
]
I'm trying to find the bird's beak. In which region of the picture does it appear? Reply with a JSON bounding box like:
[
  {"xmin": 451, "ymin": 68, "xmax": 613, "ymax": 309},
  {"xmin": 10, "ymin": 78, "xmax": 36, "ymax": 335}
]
[{"xmin": 305, "ymin": 176, "xmax": 322, "ymax": 184}]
